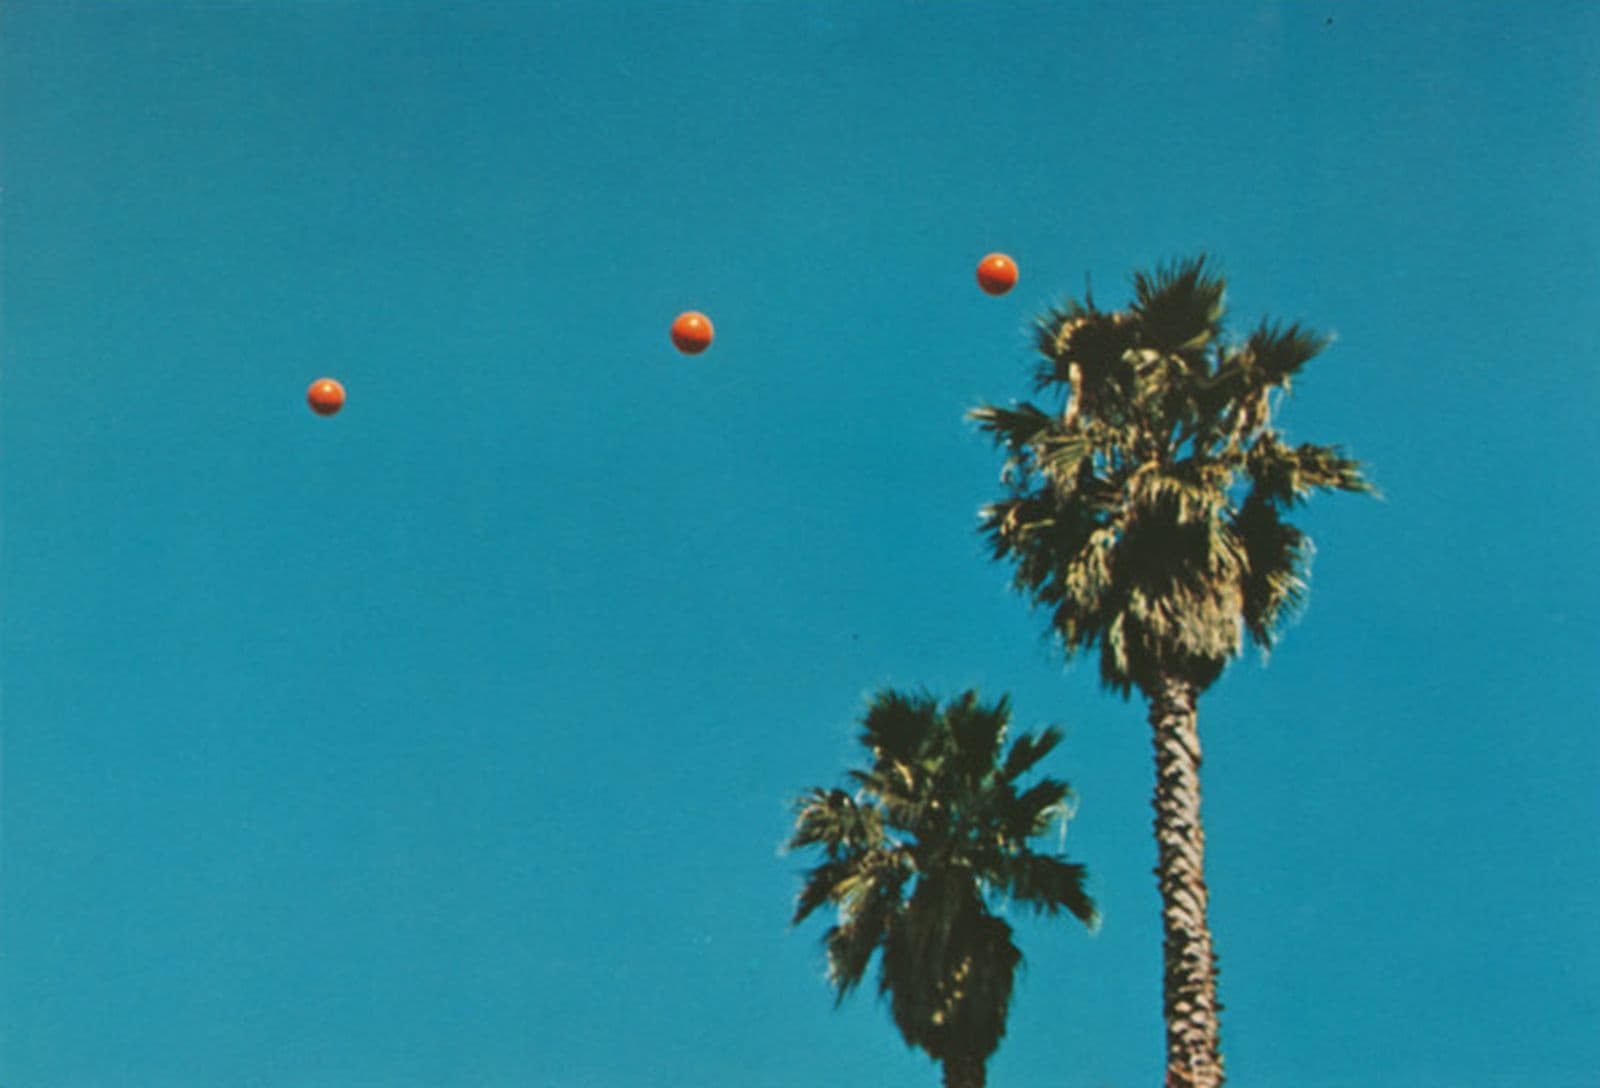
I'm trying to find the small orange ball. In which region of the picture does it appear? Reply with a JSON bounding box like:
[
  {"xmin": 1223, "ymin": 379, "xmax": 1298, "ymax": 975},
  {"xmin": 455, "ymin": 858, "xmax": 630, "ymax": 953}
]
[
  {"xmin": 976, "ymin": 253, "xmax": 1019, "ymax": 296},
  {"xmin": 307, "ymin": 378, "xmax": 346, "ymax": 416},
  {"xmin": 670, "ymin": 311, "xmax": 714, "ymax": 355}
]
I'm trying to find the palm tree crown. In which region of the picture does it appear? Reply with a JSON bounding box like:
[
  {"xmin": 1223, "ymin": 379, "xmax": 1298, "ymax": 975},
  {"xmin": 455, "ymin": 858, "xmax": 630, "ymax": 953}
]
[
  {"xmin": 970, "ymin": 255, "xmax": 1373, "ymax": 698},
  {"xmin": 789, "ymin": 689, "xmax": 1096, "ymax": 1088}
]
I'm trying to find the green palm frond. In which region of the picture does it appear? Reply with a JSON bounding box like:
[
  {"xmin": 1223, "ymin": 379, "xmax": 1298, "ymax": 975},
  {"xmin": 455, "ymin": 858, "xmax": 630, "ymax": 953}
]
[
  {"xmin": 1232, "ymin": 496, "xmax": 1311, "ymax": 648},
  {"xmin": 1289, "ymin": 442, "xmax": 1372, "ymax": 496},
  {"xmin": 1031, "ymin": 299, "xmax": 1094, "ymax": 364},
  {"xmin": 996, "ymin": 853, "xmax": 1098, "ymax": 926},
  {"xmin": 946, "ymin": 691, "xmax": 1008, "ymax": 785},
  {"xmin": 860, "ymin": 688, "xmax": 939, "ymax": 766},
  {"xmin": 823, "ymin": 857, "xmax": 910, "ymax": 1000},
  {"xmin": 793, "ymin": 858, "xmax": 855, "ymax": 925},
  {"xmin": 998, "ymin": 725, "xmax": 1063, "ymax": 783},
  {"xmin": 788, "ymin": 787, "xmax": 883, "ymax": 857},
  {"xmin": 1130, "ymin": 255, "xmax": 1225, "ymax": 355},
  {"xmin": 1126, "ymin": 463, "xmax": 1229, "ymax": 528},
  {"xmin": 845, "ymin": 766, "xmax": 925, "ymax": 831},
  {"xmin": 978, "ymin": 484, "xmax": 1118, "ymax": 634},
  {"xmin": 1005, "ymin": 779, "xmax": 1073, "ymax": 839},
  {"xmin": 1243, "ymin": 319, "xmax": 1331, "ymax": 389},
  {"xmin": 969, "ymin": 402, "xmax": 1055, "ymax": 456},
  {"xmin": 1246, "ymin": 434, "xmax": 1374, "ymax": 508},
  {"xmin": 1034, "ymin": 430, "xmax": 1099, "ymax": 496},
  {"xmin": 1032, "ymin": 308, "xmax": 1138, "ymax": 399},
  {"xmin": 823, "ymin": 922, "xmax": 876, "ymax": 1000}
]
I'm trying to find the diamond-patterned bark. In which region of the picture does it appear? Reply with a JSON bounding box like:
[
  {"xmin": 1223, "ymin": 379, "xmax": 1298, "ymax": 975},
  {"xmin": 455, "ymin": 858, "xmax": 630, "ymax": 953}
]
[{"xmin": 1149, "ymin": 677, "xmax": 1224, "ymax": 1088}]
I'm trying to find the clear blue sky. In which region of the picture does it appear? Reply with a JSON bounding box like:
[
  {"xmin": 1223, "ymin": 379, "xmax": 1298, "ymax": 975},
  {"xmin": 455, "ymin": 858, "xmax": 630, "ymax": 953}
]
[{"xmin": 3, "ymin": 3, "xmax": 1597, "ymax": 1086}]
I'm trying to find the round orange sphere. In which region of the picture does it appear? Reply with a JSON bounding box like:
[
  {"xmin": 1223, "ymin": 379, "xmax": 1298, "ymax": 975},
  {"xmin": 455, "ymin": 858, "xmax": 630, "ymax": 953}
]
[
  {"xmin": 976, "ymin": 253, "xmax": 1019, "ymax": 296},
  {"xmin": 307, "ymin": 378, "xmax": 346, "ymax": 416},
  {"xmin": 670, "ymin": 311, "xmax": 714, "ymax": 355}
]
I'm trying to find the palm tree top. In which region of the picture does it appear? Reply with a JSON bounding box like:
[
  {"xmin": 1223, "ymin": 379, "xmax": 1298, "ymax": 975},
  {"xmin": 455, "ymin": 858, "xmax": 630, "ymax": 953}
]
[
  {"xmin": 791, "ymin": 689, "xmax": 1095, "ymax": 926},
  {"xmin": 970, "ymin": 256, "xmax": 1375, "ymax": 698},
  {"xmin": 788, "ymin": 689, "xmax": 1096, "ymax": 1078}
]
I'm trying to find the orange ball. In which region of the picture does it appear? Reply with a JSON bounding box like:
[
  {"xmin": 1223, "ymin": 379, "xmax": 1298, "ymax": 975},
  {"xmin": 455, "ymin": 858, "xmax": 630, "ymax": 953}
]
[
  {"xmin": 670, "ymin": 311, "xmax": 714, "ymax": 355},
  {"xmin": 307, "ymin": 378, "xmax": 346, "ymax": 416},
  {"xmin": 976, "ymin": 253, "xmax": 1019, "ymax": 296}
]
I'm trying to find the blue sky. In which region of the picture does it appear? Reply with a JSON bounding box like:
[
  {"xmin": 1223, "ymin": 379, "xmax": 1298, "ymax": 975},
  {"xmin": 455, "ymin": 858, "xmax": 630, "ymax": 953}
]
[{"xmin": 2, "ymin": 3, "xmax": 1597, "ymax": 1086}]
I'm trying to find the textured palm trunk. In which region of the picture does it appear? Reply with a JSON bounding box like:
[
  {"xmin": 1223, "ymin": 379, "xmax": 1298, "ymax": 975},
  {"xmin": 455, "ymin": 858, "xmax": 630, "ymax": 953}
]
[
  {"xmin": 940, "ymin": 1055, "xmax": 986, "ymax": 1088},
  {"xmin": 1148, "ymin": 676, "xmax": 1224, "ymax": 1088}
]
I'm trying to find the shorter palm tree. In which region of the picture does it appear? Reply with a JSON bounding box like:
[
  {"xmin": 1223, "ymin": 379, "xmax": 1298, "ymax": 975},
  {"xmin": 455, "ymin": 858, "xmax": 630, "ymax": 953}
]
[{"xmin": 788, "ymin": 689, "xmax": 1098, "ymax": 1088}]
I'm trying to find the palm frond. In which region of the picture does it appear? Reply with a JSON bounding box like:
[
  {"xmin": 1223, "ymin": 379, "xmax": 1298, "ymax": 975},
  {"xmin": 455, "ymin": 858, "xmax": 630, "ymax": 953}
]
[
  {"xmin": 1289, "ymin": 442, "xmax": 1373, "ymax": 497},
  {"xmin": 1031, "ymin": 300, "xmax": 1094, "ymax": 365},
  {"xmin": 1247, "ymin": 434, "xmax": 1374, "ymax": 508},
  {"xmin": 946, "ymin": 691, "xmax": 1008, "ymax": 785},
  {"xmin": 1005, "ymin": 779, "xmax": 1073, "ymax": 839},
  {"xmin": 969, "ymin": 402, "xmax": 1055, "ymax": 454},
  {"xmin": 1126, "ymin": 463, "xmax": 1229, "ymax": 529},
  {"xmin": 1243, "ymin": 319, "xmax": 1331, "ymax": 388},
  {"xmin": 1034, "ymin": 430, "xmax": 1094, "ymax": 492},
  {"xmin": 996, "ymin": 853, "xmax": 1098, "ymax": 926},
  {"xmin": 787, "ymin": 787, "xmax": 882, "ymax": 856},
  {"xmin": 1232, "ymin": 496, "xmax": 1311, "ymax": 648},
  {"xmin": 847, "ymin": 766, "xmax": 924, "ymax": 830},
  {"xmin": 860, "ymin": 689, "xmax": 939, "ymax": 767},
  {"xmin": 822, "ymin": 858, "xmax": 908, "ymax": 1001},
  {"xmin": 1131, "ymin": 255, "xmax": 1225, "ymax": 354},
  {"xmin": 794, "ymin": 858, "xmax": 855, "ymax": 925},
  {"xmin": 998, "ymin": 726, "xmax": 1063, "ymax": 783},
  {"xmin": 1032, "ymin": 308, "xmax": 1138, "ymax": 399}
]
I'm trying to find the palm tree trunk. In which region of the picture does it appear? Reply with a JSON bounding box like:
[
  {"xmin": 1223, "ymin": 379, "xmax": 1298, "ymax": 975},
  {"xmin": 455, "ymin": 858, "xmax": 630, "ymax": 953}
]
[
  {"xmin": 940, "ymin": 1054, "xmax": 986, "ymax": 1088},
  {"xmin": 1148, "ymin": 676, "xmax": 1224, "ymax": 1088}
]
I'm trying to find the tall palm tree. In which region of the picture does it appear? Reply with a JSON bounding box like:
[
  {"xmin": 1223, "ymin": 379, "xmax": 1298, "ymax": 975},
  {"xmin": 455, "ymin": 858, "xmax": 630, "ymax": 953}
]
[
  {"xmin": 969, "ymin": 257, "xmax": 1373, "ymax": 1088},
  {"xmin": 788, "ymin": 689, "xmax": 1097, "ymax": 1088}
]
